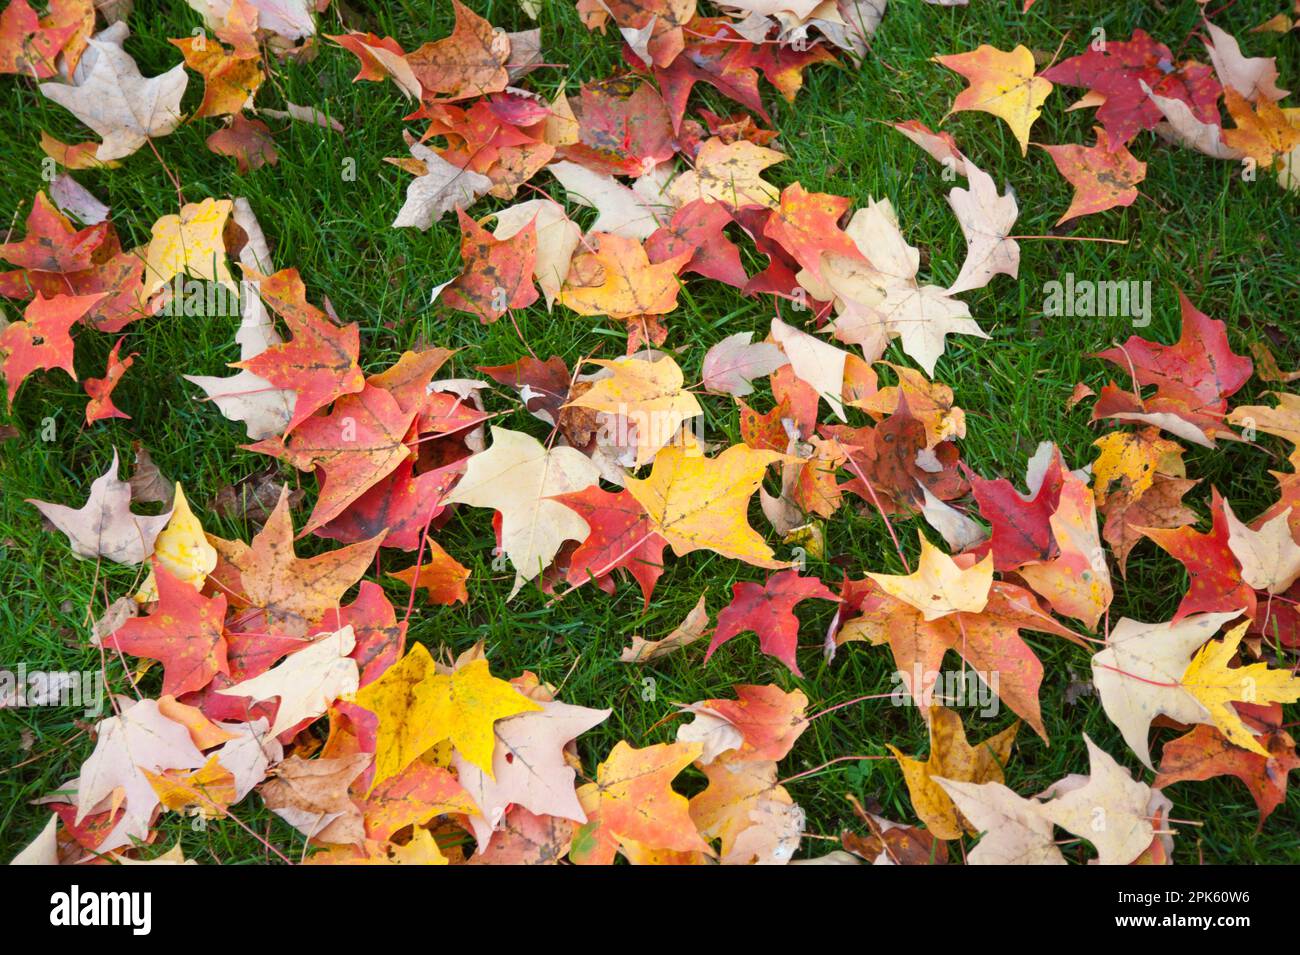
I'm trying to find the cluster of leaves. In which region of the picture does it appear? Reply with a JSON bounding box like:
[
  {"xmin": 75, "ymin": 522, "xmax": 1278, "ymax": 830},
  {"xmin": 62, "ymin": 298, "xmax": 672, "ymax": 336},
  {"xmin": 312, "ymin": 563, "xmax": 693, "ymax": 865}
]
[{"xmin": 3, "ymin": 0, "xmax": 1299, "ymax": 866}]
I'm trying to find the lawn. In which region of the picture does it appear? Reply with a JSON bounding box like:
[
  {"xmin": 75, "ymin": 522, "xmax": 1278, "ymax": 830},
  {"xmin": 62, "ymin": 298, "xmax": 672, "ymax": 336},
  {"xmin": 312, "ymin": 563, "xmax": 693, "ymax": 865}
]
[{"xmin": 1, "ymin": 0, "xmax": 1297, "ymax": 864}]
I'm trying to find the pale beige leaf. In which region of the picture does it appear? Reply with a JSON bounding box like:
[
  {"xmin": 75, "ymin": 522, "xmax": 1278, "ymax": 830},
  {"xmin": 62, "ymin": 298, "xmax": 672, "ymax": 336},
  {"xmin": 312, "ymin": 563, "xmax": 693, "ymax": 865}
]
[
  {"xmin": 444, "ymin": 427, "xmax": 600, "ymax": 597},
  {"xmin": 1089, "ymin": 612, "xmax": 1237, "ymax": 769},
  {"xmin": 40, "ymin": 35, "xmax": 187, "ymax": 161}
]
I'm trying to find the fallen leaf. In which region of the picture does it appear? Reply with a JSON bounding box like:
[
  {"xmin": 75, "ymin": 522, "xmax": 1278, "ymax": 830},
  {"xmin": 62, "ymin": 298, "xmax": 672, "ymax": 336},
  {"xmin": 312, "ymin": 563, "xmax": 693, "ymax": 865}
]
[
  {"xmin": 444, "ymin": 426, "xmax": 600, "ymax": 597},
  {"xmin": 1, "ymin": 291, "xmax": 105, "ymax": 401},
  {"xmin": 934, "ymin": 777, "xmax": 1063, "ymax": 865},
  {"xmin": 217, "ymin": 626, "xmax": 359, "ymax": 738},
  {"xmin": 392, "ymin": 135, "xmax": 493, "ymax": 230},
  {"xmin": 1182, "ymin": 621, "xmax": 1300, "ymax": 757},
  {"xmin": 1039, "ymin": 127, "xmax": 1145, "ymax": 224},
  {"xmin": 28, "ymin": 448, "xmax": 172, "ymax": 564},
  {"xmin": 889, "ymin": 706, "xmax": 1019, "ymax": 840},
  {"xmin": 214, "ymin": 486, "xmax": 383, "ymax": 636},
  {"xmin": 934, "ymin": 44, "xmax": 1051, "ymax": 155},
  {"xmin": 620, "ymin": 594, "xmax": 710, "ymax": 662},
  {"xmin": 353, "ymin": 645, "xmax": 540, "ymax": 787},
  {"xmin": 40, "ymin": 31, "xmax": 188, "ymax": 161},
  {"xmin": 1090, "ymin": 611, "xmax": 1241, "ymax": 769},
  {"xmin": 867, "ymin": 533, "xmax": 993, "ymax": 621},
  {"xmin": 701, "ymin": 331, "xmax": 788, "ymax": 397},
  {"xmin": 570, "ymin": 740, "xmax": 713, "ymax": 865},
  {"xmin": 706, "ymin": 570, "xmax": 838, "ymax": 675},
  {"xmin": 455, "ymin": 699, "xmax": 610, "ymax": 847},
  {"xmin": 260, "ymin": 753, "xmax": 371, "ymax": 844},
  {"xmin": 625, "ymin": 442, "xmax": 785, "ymax": 567},
  {"xmin": 1037, "ymin": 733, "xmax": 1154, "ymax": 865}
]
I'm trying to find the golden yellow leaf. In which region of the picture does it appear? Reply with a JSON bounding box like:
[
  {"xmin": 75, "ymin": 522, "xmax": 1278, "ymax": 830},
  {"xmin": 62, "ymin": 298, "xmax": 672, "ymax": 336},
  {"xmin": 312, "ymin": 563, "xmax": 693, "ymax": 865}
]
[
  {"xmin": 557, "ymin": 233, "xmax": 689, "ymax": 320},
  {"xmin": 1182, "ymin": 621, "xmax": 1300, "ymax": 756},
  {"xmin": 625, "ymin": 442, "xmax": 785, "ymax": 567},
  {"xmin": 170, "ymin": 37, "xmax": 264, "ymax": 118},
  {"xmin": 141, "ymin": 197, "xmax": 234, "ymax": 301},
  {"xmin": 353, "ymin": 644, "xmax": 541, "ymax": 789},
  {"xmin": 144, "ymin": 754, "xmax": 236, "ymax": 816},
  {"xmin": 1091, "ymin": 427, "xmax": 1185, "ymax": 506},
  {"xmin": 389, "ymin": 827, "xmax": 449, "ymax": 865},
  {"xmin": 1223, "ymin": 88, "xmax": 1300, "ymax": 168},
  {"xmin": 887, "ymin": 707, "xmax": 1018, "ymax": 840},
  {"xmin": 135, "ymin": 483, "xmax": 217, "ymax": 603}
]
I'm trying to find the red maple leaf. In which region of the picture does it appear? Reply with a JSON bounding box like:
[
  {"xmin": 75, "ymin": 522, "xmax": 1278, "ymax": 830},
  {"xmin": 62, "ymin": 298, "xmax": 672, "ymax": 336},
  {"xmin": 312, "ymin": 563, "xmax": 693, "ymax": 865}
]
[
  {"xmin": 646, "ymin": 199, "xmax": 747, "ymax": 289},
  {"xmin": 417, "ymin": 96, "xmax": 553, "ymax": 193},
  {"xmin": 0, "ymin": 290, "xmax": 105, "ymax": 402},
  {"xmin": 822, "ymin": 397, "xmax": 967, "ymax": 514},
  {"xmin": 707, "ymin": 570, "xmax": 839, "ymax": 675},
  {"xmin": 636, "ymin": 18, "xmax": 768, "ymax": 133},
  {"xmin": 735, "ymin": 39, "xmax": 836, "ymax": 103},
  {"xmin": 236, "ymin": 267, "xmax": 365, "ymax": 433},
  {"xmin": 71, "ymin": 250, "xmax": 148, "ymax": 333},
  {"xmin": 558, "ymin": 76, "xmax": 676, "ymax": 176},
  {"xmin": 478, "ymin": 355, "xmax": 573, "ymax": 424},
  {"xmin": 554, "ymin": 485, "xmax": 668, "ymax": 606},
  {"xmin": 1095, "ymin": 290, "xmax": 1252, "ymax": 415},
  {"xmin": 740, "ymin": 393, "xmax": 796, "ymax": 451},
  {"xmin": 762, "ymin": 183, "xmax": 866, "ymax": 282},
  {"xmin": 314, "ymin": 457, "xmax": 461, "ymax": 551},
  {"xmin": 0, "ymin": 0, "xmax": 81, "ymax": 79},
  {"xmin": 1140, "ymin": 488, "xmax": 1258, "ymax": 622},
  {"xmin": 0, "ymin": 193, "xmax": 146, "ymax": 333},
  {"xmin": 104, "ymin": 564, "xmax": 230, "ymax": 697},
  {"xmin": 967, "ymin": 449, "xmax": 1065, "ymax": 570},
  {"xmin": 83, "ymin": 337, "xmax": 136, "ymax": 423},
  {"xmin": 248, "ymin": 383, "xmax": 418, "ymax": 535},
  {"xmin": 1041, "ymin": 29, "xmax": 1222, "ymax": 149},
  {"xmin": 1155, "ymin": 703, "xmax": 1300, "ymax": 824},
  {"xmin": 771, "ymin": 365, "xmax": 821, "ymax": 437},
  {"xmin": 0, "ymin": 191, "xmax": 108, "ymax": 273},
  {"xmin": 730, "ymin": 206, "xmax": 807, "ymax": 303}
]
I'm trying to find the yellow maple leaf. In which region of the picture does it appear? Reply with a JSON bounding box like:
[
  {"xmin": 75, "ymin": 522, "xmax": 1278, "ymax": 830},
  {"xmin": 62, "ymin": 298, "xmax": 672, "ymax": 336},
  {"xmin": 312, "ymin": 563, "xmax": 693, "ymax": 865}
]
[
  {"xmin": 1223, "ymin": 88, "xmax": 1300, "ymax": 169},
  {"xmin": 565, "ymin": 355, "xmax": 703, "ymax": 466},
  {"xmin": 353, "ymin": 644, "xmax": 540, "ymax": 789},
  {"xmin": 141, "ymin": 197, "xmax": 234, "ymax": 301},
  {"xmin": 1182, "ymin": 621, "xmax": 1300, "ymax": 756},
  {"xmin": 389, "ymin": 827, "xmax": 449, "ymax": 865},
  {"xmin": 867, "ymin": 533, "xmax": 993, "ymax": 621},
  {"xmin": 136, "ymin": 483, "xmax": 217, "ymax": 603},
  {"xmin": 144, "ymin": 755, "xmax": 236, "ymax": 816},
  {"xmin": 1091, "ymin": 427, "xmax": 1185, "ymax": 506},
  {"xmin": 887, "ymin": 706, "xmax": 1019, "ymax": 840},
  {"xmin": 934, "ymin": 44, "xmax": 1052, "ymax": 156},
  {"xmin": 625, "ymin": 442, "xmax": 785, "ymax": 567},
  {"xmin": 557, "ymin": 233, "xmax": 689, "ymax": 320}
]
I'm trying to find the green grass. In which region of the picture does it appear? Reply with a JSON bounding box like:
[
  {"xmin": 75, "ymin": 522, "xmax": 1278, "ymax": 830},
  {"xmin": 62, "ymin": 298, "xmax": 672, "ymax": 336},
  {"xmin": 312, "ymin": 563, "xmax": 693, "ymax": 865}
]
[{"xmin": 1, "ymin": 0, "xmax": 1298, "ymax": 864}]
